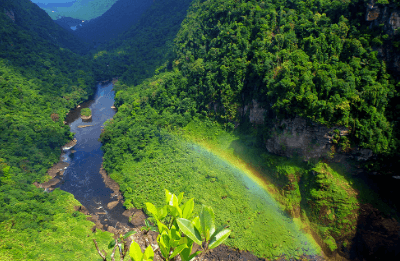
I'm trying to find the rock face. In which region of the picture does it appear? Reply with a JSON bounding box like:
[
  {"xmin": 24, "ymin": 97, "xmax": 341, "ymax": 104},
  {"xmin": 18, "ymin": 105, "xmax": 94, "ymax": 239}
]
[
  {"xmin": 129, "ymin": 210, "xmax": 146, "ymax": 227},
  {"xmin": 107, "ymin": 201, "xmax": 119, "ymax": 210},
  {"xmin": 264, "ymin": 116, "xmax": 373, "ymax": 161},
  {"xmin": 4, "ymin": 9, "xmax": 15, "ymax": 23},
  {"xmin": 81, "ymin": 115, "xmax": 92, "ymax": 121},
  {"xmin": 366, "ymin": 0, "xmax": 400, "ymax": 73},
  {"xmin": 243, "ymin": 99, "xmax": 265, "ymax": 125}
]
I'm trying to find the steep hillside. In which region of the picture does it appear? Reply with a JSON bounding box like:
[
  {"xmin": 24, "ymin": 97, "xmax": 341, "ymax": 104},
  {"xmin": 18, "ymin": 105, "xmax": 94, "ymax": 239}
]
[
  {"xmin": 72, "ymin": 0, "xmax": 153, "ymax": 46},
  {"xmin": 1, "ymin": 0, "xmax": 89, "ymax": 54},
  {"xmin": 0, "ymin": 0, "xmax": 116, "ymax": 259},
  {"xmin": 100, "ymin": 0, "xmax": 400, "ymax": 259},
  {"xmin": 92, "ymin": 0, "xmax": 193, "ymax": 85},
  {"xmin": 54, "ymin": 16, "xmax": 83, "ymax": 31}
]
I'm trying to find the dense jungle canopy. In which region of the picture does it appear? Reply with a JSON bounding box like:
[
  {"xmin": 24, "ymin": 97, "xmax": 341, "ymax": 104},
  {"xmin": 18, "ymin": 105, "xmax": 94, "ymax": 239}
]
[{"xmin": 1, "ymin": 0, "xmax": 399, "ymax": 260}]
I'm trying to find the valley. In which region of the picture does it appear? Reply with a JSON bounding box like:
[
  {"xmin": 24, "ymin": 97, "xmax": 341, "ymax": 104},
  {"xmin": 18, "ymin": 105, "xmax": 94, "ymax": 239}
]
[{"xmin": 1, "ymin": 0, "xmax": 400, "ymax": 260}]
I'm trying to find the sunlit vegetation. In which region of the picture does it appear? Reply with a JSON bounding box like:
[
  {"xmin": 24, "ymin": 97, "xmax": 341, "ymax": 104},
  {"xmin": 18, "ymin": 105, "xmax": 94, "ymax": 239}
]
[
  {"xmin": 0, "ymin": 182, "xmax": 115, "ymax": 260},
  {"xmin": 0, "ymin": 0, "xmax": 114, "ymax": 259},
  {"xmin": 1, "ymin": 0, "xmax": 400, "ymax": 259},
  {"xmin": 81, "ymin": 108, "xmax": 92, "ymax": 117},
  {"xmin": 100, "ymin": 0, "xmax": 400, "ymax": 257},
  {"xmin": 172, "ymin": 0, "xmax": 399, "ymax": 155}
]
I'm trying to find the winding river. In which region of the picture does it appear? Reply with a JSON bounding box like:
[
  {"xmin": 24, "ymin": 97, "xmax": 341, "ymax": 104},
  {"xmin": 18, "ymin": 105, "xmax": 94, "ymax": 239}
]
[{"xmin": 57, "ymin": 82, "xmax": 131, "ymax": 229}]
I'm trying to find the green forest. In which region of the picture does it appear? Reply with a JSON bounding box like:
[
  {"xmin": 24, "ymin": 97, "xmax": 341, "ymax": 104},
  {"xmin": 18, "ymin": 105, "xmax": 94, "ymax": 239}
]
[{"xmin": 1, "ymin": 0, "xmax": 400, "ymax": 260}]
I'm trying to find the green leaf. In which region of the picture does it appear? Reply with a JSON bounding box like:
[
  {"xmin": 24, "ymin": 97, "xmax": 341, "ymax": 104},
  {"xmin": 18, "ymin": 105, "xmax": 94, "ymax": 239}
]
[
  {"xmin": 123, "ymin": 230, "xmax": 137, "ymax": 239},
  {"xmin": 180, "ymin": 246, "xmax": 191, "ymax": 261},
  {"xmin": 170, "ymin": 193, "xmax": 179, "ymax": 207},
  {"xmin": 158, "ymin": 205, "xmax": 168, "ymax": 220},
  {"xmin": 208, "ymin": 228, "xmax": 231, "ymax": 249},
  {"xmin": 176, "ymin": 218, "xmax": 202, "ymax": 245},
  {"xmin": 143, "ymin": 245, "xmax": 154, "ymax": 260},
  {"xmin": 129, "ymin": 241, "xmax": 144, "ymax": 261},
  {"xmin": 165, "ymin": 189, "xmax": 172, "ymax": 204},
  {"xmin": 182, "ymin": 198, "xmax": 194, "ymax": 219},
  {"xmin": 145, "ymin": 202, "xmax": 158, "ymax": 219},
  {"xmin": 160, "ymin": 232, "xmax": 170, "ymax": 250},
  {"xmin": 108, "ymin": 239, "xmax": 116, "ymax": 249},
  {"xmin": 200, "ymin": 205, "xmax": 215, "ymax": 241},
  {"xmin": 156, "ymin": 220, "xmax": 169, "ymax": 234},
  {"xmin": 179, "ymin": 237, "xmax": 193, "ymax": 261},
  {"xmin": 178, "ymin": 192, "xmax": 184, "ymax": 205},
  {"xmin": 192, "ymin": 216, "xmax": 202, "ymax": 235},
  {"xmin": 170, "ymin": 225, "xmax": 181, "ymax": 242},
  {"xmin": 168, "ymin": 205, "xmax": 182, "ymax": 218},
  {"xmin": 170, "ymin": 243, "xmax": 187, "ymax": 259},
  {"xmin": 158, "ymin": 232, "xmax": 170, "ymax": 258}
]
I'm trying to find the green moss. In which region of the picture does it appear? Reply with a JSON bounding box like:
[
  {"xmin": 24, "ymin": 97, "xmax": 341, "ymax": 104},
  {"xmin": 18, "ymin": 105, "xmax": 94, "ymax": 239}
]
[
  {"xmin": 323, "ymin": 236, "xmax": 338, "ymax": 252},
  {"xmin": 302, "ymin": 163, "xmax": 359, "ymax": 241}
]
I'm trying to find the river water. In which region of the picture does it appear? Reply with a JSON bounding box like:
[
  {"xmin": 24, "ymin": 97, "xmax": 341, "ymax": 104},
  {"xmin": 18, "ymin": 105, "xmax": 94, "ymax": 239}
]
[{"xmin": 57, "ymin": 82, "xmax": 132, "ymax": 229}]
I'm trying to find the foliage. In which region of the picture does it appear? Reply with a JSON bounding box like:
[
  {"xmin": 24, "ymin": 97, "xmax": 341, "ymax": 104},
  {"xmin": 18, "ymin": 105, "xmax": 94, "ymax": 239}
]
[
  {"xmin": 130, "ymin": 241, "xmax": 154, "ymax": 261},
  {"xmin": 169, "ymin": 0, "xmax": 398, "ymax": 154},
  {"xmin": 1, "ymin": 0, "xmax": 89, "ymax": 54},
  {"xmin": 0, "ymin": 0, "xmax": 96, "ymax": 178},
  {"xmin": 91, "ymin": 0, "xmax": 193, "ymax": 84},
  {"xmin": 100, "ymin": 79, "xmax": 322, "ymax": 258},
  {"xmin": 301, "ymin": 163, "xmax": 359, "ymax": 251},
  {"xmin": 0, "ymin": 1, "xmax": 114, "ymax": 260},
  {"xmin": 81, "ymin": 108, "xmax": 92, "ymax": 117},
  {"xmin": 140, "ymin": 190, "xmax": 230, "ymax": 260},
  {"xmin": 72, "ymin": 0, "xmax": 153, "ymax": 46},
  {"xmin": 0, "ymin": 182, "xmax": 115, "ymax": 260}
]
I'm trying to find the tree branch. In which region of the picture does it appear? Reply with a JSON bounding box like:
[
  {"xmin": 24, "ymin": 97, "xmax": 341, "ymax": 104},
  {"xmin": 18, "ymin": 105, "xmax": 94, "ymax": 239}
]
[
  {"xmin": 93, "ymin": 239, "xmax": 107, "ymax": 261},
  {"xmin": 110, "ymin": 239, "xmax": 118, "ymax": 261}
]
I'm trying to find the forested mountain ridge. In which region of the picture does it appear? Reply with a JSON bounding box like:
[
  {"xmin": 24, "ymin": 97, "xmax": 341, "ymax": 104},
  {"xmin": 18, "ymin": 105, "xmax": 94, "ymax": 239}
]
[
  {"xmin": 1, "ymin": 0, "xmax": 89, "ymax": 54},
  {"xmin": 91, "ymin": 0, "xmax": 194, "ymax": 85},
  {"xmin": 72, "ymin": 0, "xmax": 154, "ymax": 46},
  {"xmin": 0, "ymin": 0, "xmax": 96, "ymax": 174},
  {"xmin": 172, "ymin": 0, "xmax": 399, "ymax": 155},
  {"xmin": 0, "ymin": 0, "xmax": 116, "ymax": 259}
]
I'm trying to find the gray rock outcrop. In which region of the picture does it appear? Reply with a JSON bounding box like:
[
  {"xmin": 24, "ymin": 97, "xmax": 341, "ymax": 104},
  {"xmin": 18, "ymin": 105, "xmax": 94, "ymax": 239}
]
[
  {"xmin": 264, "ymin": 116, "xmax": 373, "ymax": 161},
  {"xmin": 366, "ymin": 0, "xmax": 400, "ymax": 73}
]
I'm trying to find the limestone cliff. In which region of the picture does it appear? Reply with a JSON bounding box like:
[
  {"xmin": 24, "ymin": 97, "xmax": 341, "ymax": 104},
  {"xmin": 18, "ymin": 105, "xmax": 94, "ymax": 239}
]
[
  {"xmin": 366, "ymin": 0, "xmax": 400, "ymax": 73},
  {"xmin": 264, "ymin": 116, "xmax": 373, "ymax": 161}
]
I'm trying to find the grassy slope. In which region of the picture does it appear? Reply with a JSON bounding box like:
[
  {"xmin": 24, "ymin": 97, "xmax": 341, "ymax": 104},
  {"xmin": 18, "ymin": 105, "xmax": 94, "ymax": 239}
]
[
  {"xmin": 0, "ymin": 187, "xmax": 114, "ymax": 260},
  {"xmin": 102, "ymin": 120, "xmax": 321, "ymax": 258},
  {"xmin": 102, "ymin": 69, "xmax": 399, "ymax": 258}
]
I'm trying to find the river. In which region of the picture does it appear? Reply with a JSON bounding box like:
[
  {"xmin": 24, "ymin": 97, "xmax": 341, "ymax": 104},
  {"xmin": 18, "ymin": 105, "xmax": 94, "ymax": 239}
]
[{"xmin": 57, "ymin": 82, "xmax": 132, "ymax": 230}]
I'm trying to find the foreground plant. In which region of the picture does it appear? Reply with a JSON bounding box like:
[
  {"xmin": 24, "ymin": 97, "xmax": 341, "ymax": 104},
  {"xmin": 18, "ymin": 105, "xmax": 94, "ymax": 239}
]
[
  {"xmin": 94, "ymin": 190, "xmax": 230, "ymax": 261},
  {"xmin": 130, "ymin": 189, "xmax": 231, "ymax": 261},
  {"xmin": 93, "ymin": 230, "xmax": 136, "ymax": 261}
]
